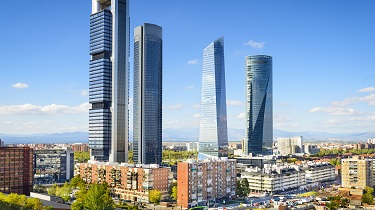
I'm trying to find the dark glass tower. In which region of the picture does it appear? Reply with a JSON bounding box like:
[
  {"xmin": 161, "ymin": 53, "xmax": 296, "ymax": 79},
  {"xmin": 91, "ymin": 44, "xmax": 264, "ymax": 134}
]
[
  {"xmin": 198, "ymin": 37, "xmax": 228, "ymax": 160},
  {"xmin": 133, "ymin": 23, "xmax": 163, "ymax": 164},
  {"xmin": 89, "ymin": 0, "xmax": 129, "ymax": 163},
  {"xmin": 244, "ymin": 55, "xmax": 273, "ymax": 155}
]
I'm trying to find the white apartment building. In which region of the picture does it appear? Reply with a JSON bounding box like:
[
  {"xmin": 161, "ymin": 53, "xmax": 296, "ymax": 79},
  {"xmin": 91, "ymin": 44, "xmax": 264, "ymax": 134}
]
[
  {"xmin": 277, "ymin": 136, "xmax": 303, "ymax": 156},
  {"xmin": 302, "ymin": 162, "xmax": 336, "ymax": 185},
  {"xmin": 241, "ymin": 161, "xmax": 336, "ymax": 194},
  {"xmin": 186, "ymin": 142, "xmax": 199, "ymax": 152},
  {"xmin": 368, "ymin": 138, "xmax": 375, "ymax": 144},
  {"xmin": 241, "ymin": 164, "xmax": 306, "ymax": 194}
]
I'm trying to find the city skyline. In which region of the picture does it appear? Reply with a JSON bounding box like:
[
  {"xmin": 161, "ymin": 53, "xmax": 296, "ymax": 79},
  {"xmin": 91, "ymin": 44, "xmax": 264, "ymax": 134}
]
[{"xmin": 1, "ymin": 1, "xmax": 375, "ymax": 136}]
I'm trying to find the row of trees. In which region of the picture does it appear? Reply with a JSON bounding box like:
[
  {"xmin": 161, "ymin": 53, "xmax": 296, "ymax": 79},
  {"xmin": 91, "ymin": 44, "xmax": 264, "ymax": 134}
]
[
  {"xmin": 47, "ymin": 176, "xmax": 86, "ymax": 202},
  {"xmin": 75, "ymin": 150, "xmax": 197, "ymax": 164},
  {"xmin": 0, "ymin": 193, "xmax": 52, "ymax": 210},
  {"xmin": 316, "ymin": 148, "xmax": 375, "ymax": 157},
  {"xmin": 162, "ymin": 150, "xmax": 198, "ymax": 162}
]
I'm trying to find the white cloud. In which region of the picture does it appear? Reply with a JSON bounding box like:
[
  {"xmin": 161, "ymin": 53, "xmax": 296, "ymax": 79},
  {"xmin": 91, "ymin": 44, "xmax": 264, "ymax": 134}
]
[
  {"xmin": 236, "ymin": 112, "xmax": 245, "ymax": 119},
  {"xmin": 193, "ymin": 114, "xmax": 202, "ymax": 118},
  {"xmin": 11, "ymin": 83, "xmax": 28, "ymax": 89},
  {"xmin": 0, "ymin": 102, "xmax": 90, "ymax": 115},
  {"xmin": 274, "ymin": 115, "xmax": 291, "ymax": 122},
  {"xmin": 244, "ymin": 40, "xmax": 265, "ymax": 49},
  {"xmin": 330, "ymin": 97, "xmax": 358, "ymax": 106},
  {"xmin": 359, "ymin": 87, "xmax": 375, "ymax": 93},
  {"xmin": 275, "ymin": 123, "xmax": 299, "ymax": 128},
  {"xmin": 193, "ymin": 104, "xmax": 200, "ymax": 109},
  {"xmin": 163, "ymin": 104, "xmax": 183, "ymax": 110},
  {"xmin": 226, "ymin": 100, "xmax": 243, "ymax": 106},
  {"xmin": 309, "ymin": 106, "xmax": 361, "ymax": 116},
  {"xmin": 185, "ymin": 85, "xmax": 194, "ymax": 90},
  {"xmin": 358, "ymin": 94, "xmax": 375, "ymax": 105},
  {"xmin": 187, "ymin": 59, "xmax": 198, "ymax": 65},
  {"xmin": 80, "ymin": 90, "xmax": 88, "ymax": 96}
]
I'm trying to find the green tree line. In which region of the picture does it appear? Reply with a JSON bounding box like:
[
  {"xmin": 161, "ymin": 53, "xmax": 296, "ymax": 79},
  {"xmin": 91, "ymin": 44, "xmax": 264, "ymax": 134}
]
[{"xmin": 0, "ymin": 192, "xmax": 53, "ymax": 210}]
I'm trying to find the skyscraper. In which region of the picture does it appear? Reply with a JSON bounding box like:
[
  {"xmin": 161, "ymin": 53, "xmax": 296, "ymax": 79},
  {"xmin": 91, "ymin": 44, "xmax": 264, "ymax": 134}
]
[
  {"xmin": 89, "ymin": 0, "xmax": 129, "ymax": 163},
  {"xmin": 244, "ymin": 55, "xmax": 273, "ymax": 155},
  {"xmin": 133, "ymin": 23, "xmax": 163, "ymax": 164},
  {"xmin": 199, "ymin": 37, "xmax": 228, "ymax": 160}
]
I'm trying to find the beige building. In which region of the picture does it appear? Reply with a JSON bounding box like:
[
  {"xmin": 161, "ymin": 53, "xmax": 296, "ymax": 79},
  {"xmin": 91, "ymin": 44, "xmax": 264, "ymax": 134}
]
[
  {"xmin": 177, "ymin": 158, "xmax": 237, "ymax": 209},
  {"xmin": 76, "ymin": 161, "xmax": 173, "ymax": 203},
  {"xmin": 341, "ymin": 156, "xmax": 373, "ymax": 189}
]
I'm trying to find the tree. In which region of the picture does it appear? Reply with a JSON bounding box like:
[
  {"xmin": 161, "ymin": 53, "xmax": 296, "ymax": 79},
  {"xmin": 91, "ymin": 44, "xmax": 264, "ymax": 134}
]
[
  {"xmin": 70, "ymin": 175, "xmax": 85, "ymax": 189},
  {"xmin": 74, "ymin": 152, "xmax": 90, "ymax": 163},
  {"xmin": 365, "ymin": 186, "xmax": 374, "ymax": 194},
  {"xmin": 149, "ymin": 189, "xmax": 162, "ymax": 204},
  {"xmin": 56, "ymin": 182, "xmax": 72, "ymax": 202},
  {"xmin": 171, "ymin": 186, "xmax": 177, "ymax": 201},
  {"xmin": 362, "ymin": 186, "xmax": 374, "ymax": 204},
  {"xmin": 362, "ymin": 193, "xmax": 373, "ymax": 204},
  {"xmin": 47, "ymin": 183, "xmax": 58, "ymax": 196},
  {"xmin": 72, "ymin": 183, "xmax": 114, "ymax": 210},
  {"xmin": 329, "ymin": 158, "xmax": 341, "ymax": 167},
  {"xmin": 236, "ymin": 178, "xmax": 250, "ymax": 198}
]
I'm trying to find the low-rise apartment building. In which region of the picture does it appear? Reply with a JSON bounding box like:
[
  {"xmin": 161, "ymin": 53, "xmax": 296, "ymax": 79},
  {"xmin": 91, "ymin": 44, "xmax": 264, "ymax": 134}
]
[
  {"xmin": 177, "ymin": 158, "xmax": 237, "ymax": 209},
  {"xmin": 241, "ymin": 164, "xmax": 305, "ymax": 194},
  {"xmin": 241, "ymin": 161, "xmax": 336, "ymax": 194},
  {"xmin": 303, "ymin": 162, "xmax": 336, "ymax": 185},
  {"xmin": 76, "ymin": 161, "xmax": 173, "ymax": 203}
]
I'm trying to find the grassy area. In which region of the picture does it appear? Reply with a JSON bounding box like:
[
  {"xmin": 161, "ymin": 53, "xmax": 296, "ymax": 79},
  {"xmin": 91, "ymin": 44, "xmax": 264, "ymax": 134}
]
[{"xmin": 298, "ymin": 191, "xmax": 318, "ymax": 197}]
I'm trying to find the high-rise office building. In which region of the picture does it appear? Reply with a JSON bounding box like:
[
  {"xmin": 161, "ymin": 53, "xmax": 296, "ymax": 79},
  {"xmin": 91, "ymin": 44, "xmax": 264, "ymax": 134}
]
[
  {"xmin": 133, "ymin": 23, "xmax": 163, "ymax": 164},
  {"xmin": 244, "ymin": 55, "xmax": 273, "ymax": 155},
  {"xmin": 89, "ymin": 0, "xmax": 129, "ymax": 162},
  {"xmin": 199, "ymin": 37, "xmax": 228, "ymax": 160}
]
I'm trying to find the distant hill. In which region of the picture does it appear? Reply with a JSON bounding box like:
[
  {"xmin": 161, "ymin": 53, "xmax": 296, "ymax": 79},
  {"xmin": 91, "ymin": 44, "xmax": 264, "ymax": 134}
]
[
  {"xmin": 1, "ymin": 128, "xmax": 374, "ymax": 144},
  {"xmin": 0, "ymin": 132, "xmax": 88, "ymax": 144}
]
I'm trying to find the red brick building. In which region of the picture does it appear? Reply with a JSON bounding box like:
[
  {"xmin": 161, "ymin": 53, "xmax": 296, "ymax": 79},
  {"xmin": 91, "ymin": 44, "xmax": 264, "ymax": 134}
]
[
  {"xmin": 76, "ymin": 161, "xmax": 173, "ymax": 203},
  {"xmin": 177, "ymin": 158, "xmax": 237, "ymax": 209},
  {"xmin": 0, "ymin": 146, "xmax": 33, "ymax": 195},
  {"xmin": 71, "ymin": 143, "xmax": 89, "ymax": 152}
]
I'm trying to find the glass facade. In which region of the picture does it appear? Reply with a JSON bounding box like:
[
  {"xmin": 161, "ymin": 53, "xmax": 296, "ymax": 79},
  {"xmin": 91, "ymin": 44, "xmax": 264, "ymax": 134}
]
[
  {"xmin": 199, "ymin": 37, "xmax": 228, "ymax": 159},
  {"xmin": 33, "ymin": 149, "xmax": 74, "ymax": 183},
  {"xmin": 89, "ymin": 0, "xmax": 129, "ymax": 162},
  {"xmin": 133, "ymin": 24, "xmax": 163, "ymax": 164},
  {"xmin": 244, "ymin": 55, "xmax": 273, "ymax": 155}
]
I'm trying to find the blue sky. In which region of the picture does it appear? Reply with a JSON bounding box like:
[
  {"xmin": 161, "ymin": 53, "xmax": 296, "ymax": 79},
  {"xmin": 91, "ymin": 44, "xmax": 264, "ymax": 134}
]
[{"xmin": 1, "ymin": 1, "xmax": 375, "ymax": 136}]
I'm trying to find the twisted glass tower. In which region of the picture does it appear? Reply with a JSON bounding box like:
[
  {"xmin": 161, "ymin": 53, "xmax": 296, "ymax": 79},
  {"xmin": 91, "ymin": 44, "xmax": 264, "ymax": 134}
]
[
  {"xmin": 133, "ymin": 24, "xmax": 163, "ymax": 164},
  {"xmin": 198, "ymin": 37, "xmax": 228, "ymax": 160},
  {"xmin": 244, "ymin": 55, "xmax": 273, "ymax": 155},
  {"xmin": 89, "ymin": 0, "xmax": 129, "ymax": 163}
]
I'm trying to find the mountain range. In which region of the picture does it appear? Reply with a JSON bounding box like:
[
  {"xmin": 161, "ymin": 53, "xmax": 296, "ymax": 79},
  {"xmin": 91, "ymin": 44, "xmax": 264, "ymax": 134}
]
[{"xmin": 0, "ymin": 128, "xmax": 374, "ymax": 144}]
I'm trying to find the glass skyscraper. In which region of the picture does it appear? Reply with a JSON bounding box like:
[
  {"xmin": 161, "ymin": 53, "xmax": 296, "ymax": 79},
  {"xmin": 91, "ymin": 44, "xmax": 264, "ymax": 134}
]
[
  {"xmin": 244, "ymin": 55, "xmax": 273, "ymax": 155},
  {"xmin": 89, "ymin": 0, "xmax": 129, "ymax": 163},
  {"xmin": 199, "ymin": 37, "xmax": 228, "ymax": 160},
  {"xmin": 133, "ymin": 23, "xmax": 163, "ymax": 164}
]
